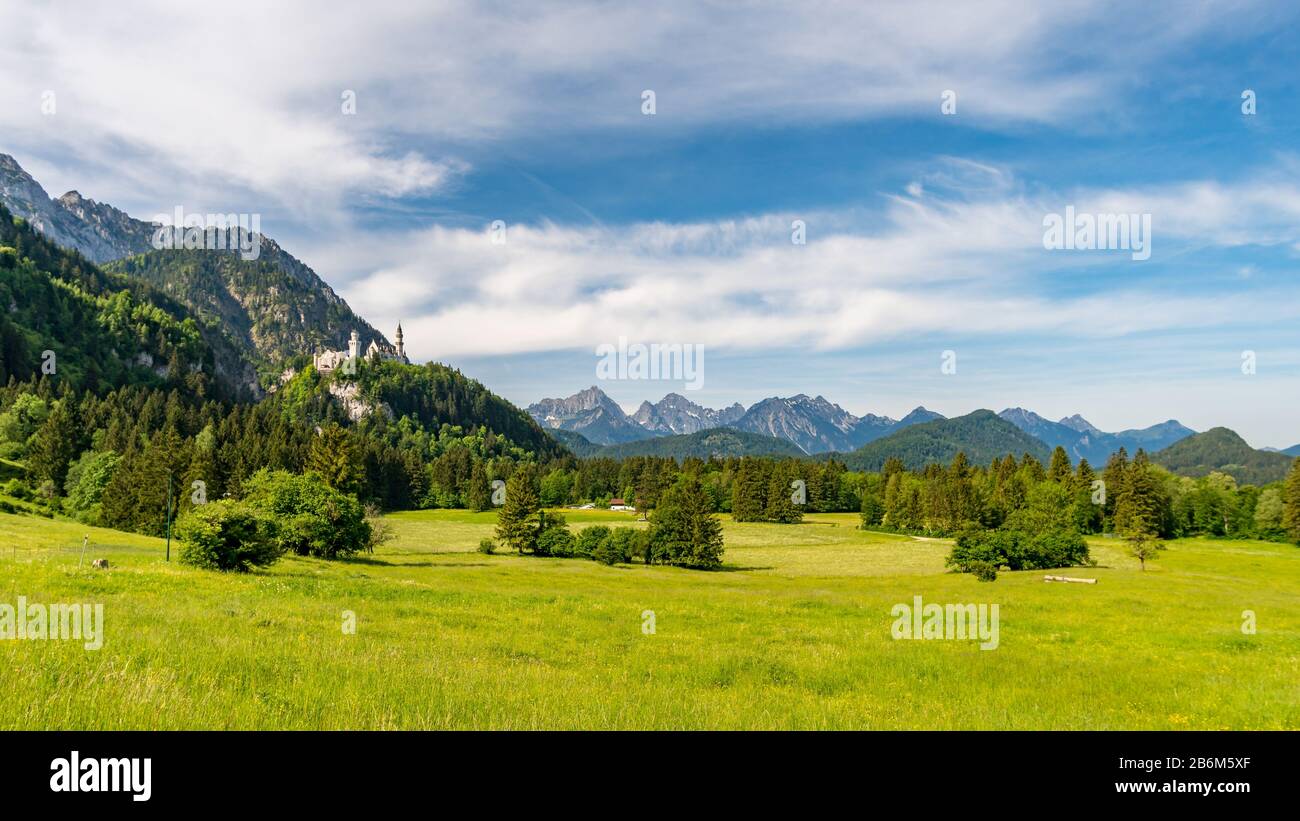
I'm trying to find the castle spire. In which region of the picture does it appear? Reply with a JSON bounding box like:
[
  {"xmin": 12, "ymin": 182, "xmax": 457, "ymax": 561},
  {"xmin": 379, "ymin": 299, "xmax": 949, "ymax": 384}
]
[{"xmin": 395, "ymin": 321, "xmax": 405, "ymax": 359}]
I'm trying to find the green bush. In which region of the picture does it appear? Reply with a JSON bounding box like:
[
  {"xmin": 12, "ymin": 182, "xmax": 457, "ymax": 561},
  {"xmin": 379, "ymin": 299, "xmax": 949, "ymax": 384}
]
[
  {"xmin": 529, "ymin": 512, "xmax": 571, "ymax": 557},
  {"xmin": 594, "ymin": 528, "xmax": 636, "ymax": 565},
  {"xmin": 537, "ymin": 525, "xmax": 575, "ymax": 557},
  {"xmin": 3, "ymin": 478, "xmax": 30, "ymax": 500},
  {"xmin": 947, "ymin": 529, "xmax": 1090, "ymax": 574},
  {"xmin": 970, "ymin": 560, "xmax": 998, "ymax": 582},
  {"xmin": 477, "ymin": 537, "xmax": 496, "ymax": 554},
  {"xmin": 176, "ymin": 500, "xmax": 280, "ymax": 572},
  {"xmin": 241, "ymin": 469, "xmax": 373, "ymax": 559},
  {"xmin": 1025, "ymin": 531, "xmax": 1091, "ymax": 569},
  {"xmin": 574, "ymin": 525, "xmax": 611, "ymax": 558},
  {"xmin": 64, "ymin": 450, "xmax": 120, "ymax": 514}
]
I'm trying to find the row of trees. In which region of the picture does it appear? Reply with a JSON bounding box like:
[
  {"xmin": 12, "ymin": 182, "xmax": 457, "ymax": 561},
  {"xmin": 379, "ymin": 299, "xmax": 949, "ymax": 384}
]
[{"xmin": 3, "ymin": 373, "xmax": 1298, "ymax": 552}]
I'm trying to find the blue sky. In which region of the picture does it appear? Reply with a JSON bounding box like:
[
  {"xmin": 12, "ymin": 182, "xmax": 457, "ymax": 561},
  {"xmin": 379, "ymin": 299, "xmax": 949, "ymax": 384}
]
[{"xmin": 2, "ymin": 1, "xmax": 1299, "ymax": 445}]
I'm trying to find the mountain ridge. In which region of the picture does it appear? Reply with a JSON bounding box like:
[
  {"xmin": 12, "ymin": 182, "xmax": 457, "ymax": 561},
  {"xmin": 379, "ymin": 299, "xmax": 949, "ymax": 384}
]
[{"xmin": 0, "ymin": 152, "xmax": 386, "ymax": 378}]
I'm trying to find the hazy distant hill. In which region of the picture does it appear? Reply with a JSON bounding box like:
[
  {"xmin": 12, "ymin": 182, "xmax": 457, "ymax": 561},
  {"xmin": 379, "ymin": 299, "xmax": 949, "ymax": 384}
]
[
  {"xmin": 546, "ymin": 428, "xmax": 604, "ymax": 457},
  {"xmin": 1153, "ymin": 427, "xmax": 1294, "ymax": 485},
  {"xmin": 595, "ymin": 427, "xmax": 805, "ymax": 460},
  {"xmin": 1000, "ymin": 407, "xmax": 1194, "ymax": 464},
  {"xmin": 838, "ymin": 410, "xmax": 1052, "ymax": 471}
]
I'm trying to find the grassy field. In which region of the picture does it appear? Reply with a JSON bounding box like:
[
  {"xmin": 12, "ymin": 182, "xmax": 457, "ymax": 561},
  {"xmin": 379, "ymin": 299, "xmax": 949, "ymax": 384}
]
[{"xmin": 1, "ymin": 508, "xmax": 1296, "ymax": 730}]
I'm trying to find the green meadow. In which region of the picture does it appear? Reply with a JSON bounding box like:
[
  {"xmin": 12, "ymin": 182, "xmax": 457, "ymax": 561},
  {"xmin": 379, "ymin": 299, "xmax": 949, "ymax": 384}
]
[{"xmin": 0, "ymin": 508, "xmax": 1296, "ymax": 730}]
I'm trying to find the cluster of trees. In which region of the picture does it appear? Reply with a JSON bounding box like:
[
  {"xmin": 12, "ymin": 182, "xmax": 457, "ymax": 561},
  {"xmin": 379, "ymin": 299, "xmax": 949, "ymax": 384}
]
[
  {"xmin": 176, "ymin": 469, "xmax": 381, "ymax": 571},
  {"xmin": 493, "ymin": 466, "xmax": 724, "ymax": 569},
  {"xmin": 947, "ymin": 530, "xmax": 1091, "ymax": 581},
  {"xmin": 0, "ymin": 372, "xmax": 547, "ymax": 534},
  {"xmin": 860, "ymin": 446, "xmax": 1300, "ymax": 544}
]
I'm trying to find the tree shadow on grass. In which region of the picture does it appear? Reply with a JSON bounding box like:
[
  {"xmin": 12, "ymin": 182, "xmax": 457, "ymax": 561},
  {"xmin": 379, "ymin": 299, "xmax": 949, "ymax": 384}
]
[{"xmin": 338, "ymin": 556, "xmax": 494, "ymax": 568}]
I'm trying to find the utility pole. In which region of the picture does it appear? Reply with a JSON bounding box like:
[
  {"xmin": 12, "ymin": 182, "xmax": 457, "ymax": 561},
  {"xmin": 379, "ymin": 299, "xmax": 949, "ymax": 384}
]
[{"xmin": 165, "ymin": 476, "xmax": 173, "ymax": 562}]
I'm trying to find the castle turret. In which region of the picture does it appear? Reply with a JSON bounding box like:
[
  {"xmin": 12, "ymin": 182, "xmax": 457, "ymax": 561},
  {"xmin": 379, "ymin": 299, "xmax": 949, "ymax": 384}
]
[
  {"xmin": 348, "ymin": 329, "xmax": 360, "ymax": 360},
  {"xmin": 395, "ymin": 322, "xmax": 405, "ymax": 359}
]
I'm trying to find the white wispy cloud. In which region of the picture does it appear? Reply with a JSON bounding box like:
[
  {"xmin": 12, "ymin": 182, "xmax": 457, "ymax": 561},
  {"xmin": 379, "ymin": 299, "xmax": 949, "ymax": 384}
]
[{"xmin": 314, "ymin": 159, "xmax": 1300, "ymax": 361}]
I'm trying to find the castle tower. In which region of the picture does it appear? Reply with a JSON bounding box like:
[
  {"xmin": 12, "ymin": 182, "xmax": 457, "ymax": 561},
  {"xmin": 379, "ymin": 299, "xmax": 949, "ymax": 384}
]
[
  {"xmin": 395, "ymin": 322, "xmax": 405, "ymax": 359},
  {"xmin": 348, "ymin": 329, "xmax": 360, "ymax": 360}
]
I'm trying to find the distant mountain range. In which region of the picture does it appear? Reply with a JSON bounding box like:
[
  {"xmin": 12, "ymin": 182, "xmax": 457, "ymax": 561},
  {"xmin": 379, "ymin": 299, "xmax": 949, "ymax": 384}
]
[
  {"xmin": 528, "ymin": 385, "xmax": 1199, "ymax": 459},
  {"xmin": 997, "ymin": 407, "xmax": 1194, "ymax": 465},
  {"xmin": 528, "ymin": 386, "xmax": 1296, "ymax": 484},
  {"xmin": 6, "ymin": 152, "xmax": 1293, "ymax": 481},
  {"xmin": 0, "ymin": 153, "xmax": 385, "ymax": 381},
  {"xmin": 527, "ymin": 386, "xmax": 942, "ymax": 453}
]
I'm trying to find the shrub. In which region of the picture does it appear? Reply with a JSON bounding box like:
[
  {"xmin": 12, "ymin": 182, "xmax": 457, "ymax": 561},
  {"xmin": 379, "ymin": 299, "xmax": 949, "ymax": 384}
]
[
  {"xmin": 478, "ymin": 537, "xmax": 496, "ymax": 554},
  {"xmin": 537, "ymin": 525, "xmax": 576, "ymax": 557},
  {"xmin": 64, "ymin": 450, "xmax": 120, "ymax": 513},
  {"xmin": 594, "ymin": 528, "xmax": 636, "ymax": 565},
  {"xmin": 241, "ymin": 469, "xmax": 373, "ymax": 559},
  {"xmin": 574, "ymin": 525, "xmax": 611, "ymax": 558},
  {"xmin": 947, "ymin": 530, "xmax": 1014, "ymax": 572},
  {"xmin": 970, "ymin": 560, "xmax": 998, "ymax": 582},
  {"xmin": 4, "ymin": 478, "xmax": 30, "ymax": 500},
  {"xmin": 1025, "ymin": 531, "xmax": 1090, "ymax": 569},
  {"xmin": 531, "ymin": 512, "xmax": 572, "ymax": 557},
  {"xmin": 947, "ymin": 529, "xmax": 1090, "ymax": 574},
  {"xmin": 176, "ymin": 500, "xmax": 279, "ymax": 572}
]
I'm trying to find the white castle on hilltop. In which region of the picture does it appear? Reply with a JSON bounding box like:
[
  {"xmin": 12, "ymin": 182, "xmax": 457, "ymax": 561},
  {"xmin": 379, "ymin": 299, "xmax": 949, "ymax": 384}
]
[{"xmin": 313, "ymin": 323, "xmax": 408, "ymax": 372}]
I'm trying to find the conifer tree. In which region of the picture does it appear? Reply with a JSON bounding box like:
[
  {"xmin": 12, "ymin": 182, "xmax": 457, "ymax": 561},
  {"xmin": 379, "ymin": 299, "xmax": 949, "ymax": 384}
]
[
  {"xmin": 27, "ymin": 397, "xmax": 78, "ymax": 488},
  {"xmin": 764, "ymin": 459, "xmax": 804, "ymax": 523},
  {"xmin": 466, "ymin": 462, "xmax": 492, "ymax": 512},
  {"xmin": 1048, "ymin": 446, "xmax": 1072, "ymax": 484},
  {"xmin": 649, "ymin": 475, "xmax": 724, "ymax": 568},
  {"xmin": 730, "ymin": 458, "xmax": 769, "ymax": 522},
  {"xmin": 308, "ymin": 424, "xmax": 361, "ymax": 495},
  {"xmin": 496, "ymin": 464, "xmax": 541, "ymax": 553}
]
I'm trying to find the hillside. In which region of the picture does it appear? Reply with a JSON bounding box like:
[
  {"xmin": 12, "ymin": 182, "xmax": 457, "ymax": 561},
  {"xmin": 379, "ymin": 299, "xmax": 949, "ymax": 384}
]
[
  {"xmin": 0, "ymin": 202, "xmax": 255, "ymax": 397},
  {"xmin": 838, "ymin": 409, "xmax": 1052, "ymax": 471},
  {"xmin": 593, "ymin": 427, "xmax": 806, "ymax": 460},
  {"xmin": 546, "ymin": 429, "xmax": 604, "ymax": 457},
  {"xmin": 278, "ymin": 359, "xmax": 569, "ymax": 461},
  {"xmin": 1154, "ymin": 427, "xmax": 1294, "ymax": 486},
  {"xmin": 105, "ymin": 242, "xmax": 388, "ymax": 379}
]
